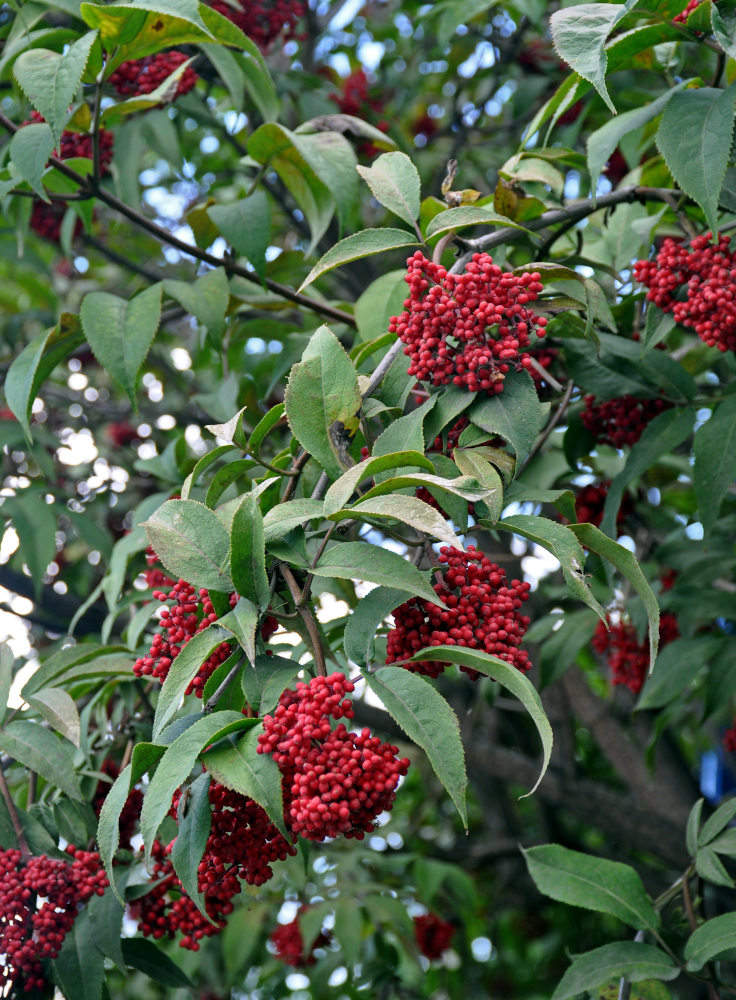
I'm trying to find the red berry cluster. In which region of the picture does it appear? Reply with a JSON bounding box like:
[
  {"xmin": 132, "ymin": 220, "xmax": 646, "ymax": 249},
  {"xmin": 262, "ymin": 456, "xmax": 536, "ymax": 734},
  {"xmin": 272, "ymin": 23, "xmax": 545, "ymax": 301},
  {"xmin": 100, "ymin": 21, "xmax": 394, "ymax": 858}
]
[
  {"xmin": 133, "ymin": 577, "xmax": 235, "ymax": 695},
  {"xmin": 723, "ymin": 723, "xmax": 736, "ymax": 752},
  {"xmin": 413, "ymin": 912, "xmax": 455, "ymax": 960},
  {"xmin": 674, "ymin": 0, "xmax": 711, "ymax": 22},
  {"xmin": 570, "ymin": 480, "xmax": 632, "ymax": 529},
  {"xmin": 592, "ymin": 612, "xmax": 680, "ymax": 694},
  {"xmin": 328, "ymin": 68, "xmax": 389, "ymax": 154},
  {"xmin": 106, "ymin": 420, "xmax": 142, "ymax": 447},
  {"xmin": 257, "ymin": 673, "xmax": 410, "ymax": 841},
  {"xmin": 389, "ymin": 252, "xmax": 547, "ymax": 394},
  {"xmin": 132, "ymin": 779, "xmax": 294, "ymax": 950},
  {"xmin": 385, "ymin": 545, "xmax": 532, "ymax": 678},
  {"xmin": 634, "ymin": 232, "xmax": 736, "ymax": 353},
  {"xmin": 109, "ymin": 51, "xmax": 198, "ymax": 100},
  {"xmin": 580, "ymin": 394, "xmax": 672, "ymax": 449},
  {"xmin": 0, "ymin": 846, "xmax": 107, "ymax": 994},
  {"xmin": 206, "ymin": 0, "xmax": 305, "ymax": 49},
  {"xmin": 270, "ymin": 914, "xmax": 330, "ymax": 967},
  {"xmin": 92, "ymin": 759, "xmax": 144, "ymax": 851}
]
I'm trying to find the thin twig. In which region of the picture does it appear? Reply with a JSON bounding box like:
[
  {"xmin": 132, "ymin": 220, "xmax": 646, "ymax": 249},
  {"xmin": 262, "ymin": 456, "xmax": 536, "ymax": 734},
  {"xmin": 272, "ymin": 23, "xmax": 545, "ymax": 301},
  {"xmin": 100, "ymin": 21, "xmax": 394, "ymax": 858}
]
[
  {"xmin": 203, "ymin": 654, "xmax": 247, "ymax": 713},
  {"xmin": 279, "ymin": 563, "xmax": 327, "ymax": 677},
  {"xmin": 0, "ymin": 766, "xmax": 30, "ymax": 860},
  {"xmin": 527, "ymin": 355, "xmax": 564, "ymax": 392}
]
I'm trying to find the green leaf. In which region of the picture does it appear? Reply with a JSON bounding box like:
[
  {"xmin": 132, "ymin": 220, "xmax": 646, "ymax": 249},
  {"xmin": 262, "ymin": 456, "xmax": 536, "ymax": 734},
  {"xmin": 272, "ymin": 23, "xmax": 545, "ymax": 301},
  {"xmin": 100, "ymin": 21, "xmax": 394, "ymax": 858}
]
[
  {"xmin": 87, "ymin": 888, "xmax": 126, "ymax": 971},
  {"xmin": 7, "ymin": 321, "xmax": 83, "ymax": 441},
  {"xmin": 323, "ymin": 451, "xmax": 434, "ymax": 517},
  {"xmin": 343, "ymin": 586, "xmax": 405, "ymax": 667},
  {"xmin": 601, "ymin": 408, "xmax": 694, "ymax": 537},
  {"xmin": 163, "ymin": 268, "xmax": 229, "ymax": 345},
  {"xmin": 284, "ymin": 325, "xmax": 362, "ymax": 480},
  {"xmin": 199, "ymin": 41, "xmax": 244, "ymax": 113},
  {"xmin": 356, "ymin": 152, "xmax": 421, "ymax": 228},
  {"xmin": 232, "ymin": 39, "xmax": 279, "ymax": 122},
  {"xmin": 696, "ymin": 846, "xmax": 734, "ymax": 888},
  {"xmin": 25, "ymin": 686, "xmax": 81, "ymax": 746},
  {"xmin": 241, "ymin": 653, "xmax": 301, "ymax": 716},
  {"xmin": 247, "ymin": 123, "xmax": 334, "ymax": 254},
  {"xmin": 9, "ymin": 121, "xmax": 54, "ymax": 199},
  {"xmin": 230, "ymin": 493, "xmax": 270, "ymax": 608},
  {"xmin": 686, "ymin": 798, "xmax": 704, "ymax": 856},
  {"xmin": 425, "ymin": 205, "xmax": 528, "ymax": 239},
  {"xmin": 313, "ymin": 541, "xmax": 443, "ymax": 608},
  {"xmin": 694, "ymin": 395, "xmax": 736, "ymax": 540},
  {"xmin": 220, "ymin": 598, "xmax": 258, "ymax": 666},
  {"xmin": 657, "ymin": 85, "xmax": 736, "ymax": 235},
  {"xmin": 13, "ymin": 33, "xmax": 97, "ymax": 146},
  {"xmin": 332, "ymin": 898, "xmax": 363, "ymax": 968},
  {"xmin": 208, "ymin": 191, "xmax": 271, "ymax": 284},
  {"xmin": 496, "ymin": 515, "xmax": 605, "ymax": 622},
  {"xmin": 467, "ymin": 369, "xmax": 544, "ymax": 468},
  {"xmin": 295, "ymin": 128, "xmax": 359, "ymax": 234},
  {"xmin": 453, "ymin": 449, "xmax": 504, "ymax": 522},
  {"xmin": 685, "ymin": 913, "xmax": 736, "ymax": 970},
  {"xmin": 50, "ymin": 908, "xmax": 105, "ymax": 1000},
  {"xmin": 587, "ymin": 83, "xmax": 686, "ymax": 191},
  {"xmin": 170, "ymin": 771, "xmax": 211, "ymax": 915},
  {"xmin": 563, "ymin": 334, "xmax": 695, "ymax": 402},
  {"xmin": 551, "ymin": 943, "xmax": 679, "ymax": 1000},
  {"xmin": 0, "ymin": 643, "xmax": 12, "ymax": 727},
  {"xmin": 355, "ymin": 269, "xmax": 407, "ymax": 343},
  {"xmin": 262, "ymin": 499, "xmax": 325, "ymax": 542},
  {"xmin": 0, "ymin": 721, "xmax": 81, "ymax": 800},
  {"xmin": 364, "ymin": 666, "xmax": 467, "ymax": 826},
  {"xmin": 141, "ymin": 711, "xmax": 254, "ymax": 863},
  {"xmin": 567, "ymin": 523, "xmax": 660, "ymax": 671},
  {"xmin": 151, "ymin": 625, "xmax": 235, "ymax": 741},
  {"xmin": 413, "ymin": 646, "xmax": 552, "ymax": 795},
  {"xmin": 523, "ymin": 844, "xmax": 660, "ymax": 931},
  {"xmin": 144, "ymin": 498, "xmax": 233, "ymax": 593},
  {"xmin": 699, "ymin": 797, "xmax": 736, "ymax": 847},
  {"xmin": 80, "ymin": 284, "xmax": 162, "ymax": 405},
  {"xmin": 1, "ymin": 492, "xmax": 58, "ymax": 598},
  {"xmin": 332, "ymin": 494, "xmax": 464, "ymax": 549},
  {"xmin": 97, "ymin": 762, "xmax": 137, "ymax": 900},
  {"xmin": 358, "ymin": 471, "xmax": 494, "ymax": 507},
  {"xmin": 550, "ymin": 4, "xmax": 625, "ymax": 114},
  {"xmin": 636, "ymin": 636, "xmax": 723, "ymax": 711},
  {"xmin": 712, "ymin": 0, "xmax": 736, "ymax": 60},
  {"xmin": 203, "ymin": 725, "xmax": 288, "ymax": 838},
  {"xmin": 708, "ymin": 828, "xmax": 736, "ymax": 858},
  {"xmin": 120, "ymin": 938, "xmax": 193, "ymax": 988},
  {"xmin": 298, "ymin": 228, "xmax": 420, "ymax": 293}
]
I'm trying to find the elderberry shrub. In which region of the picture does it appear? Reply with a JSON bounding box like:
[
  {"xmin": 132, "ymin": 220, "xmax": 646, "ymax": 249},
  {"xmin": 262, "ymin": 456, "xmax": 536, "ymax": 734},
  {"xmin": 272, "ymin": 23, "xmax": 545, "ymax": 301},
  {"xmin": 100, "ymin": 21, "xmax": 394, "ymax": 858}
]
[
  {"xmin": 413, "ymin": 912, "xmax": 456, "ymax": 960},
  {"xmin": 389, "ymin": 252, "xmax": 547, "ymax": 394},
  {"xmin": 109, "ymin": 51, "xmax": 198, "ymax": 100},
  {"xmin": 257, "ymin": 673, "xmax": 410, "ymax": 841},
  {"xmin": 385, "ymin": 545, "xmax": 532, "ymax": 678},
  {"xmin": 0, "ymin": 846, "xmax": 107, "ymax": 994},
  {"xmin": 592, "ymin": 612, "xmax": 680, "ymax": 694},
  {"xmin": 580, "ymin": 394, "xmax": 672, "ymax": 449},
  {"xmin": 634, "ymin": 232, "xmax": 736, "ymax": 353}
]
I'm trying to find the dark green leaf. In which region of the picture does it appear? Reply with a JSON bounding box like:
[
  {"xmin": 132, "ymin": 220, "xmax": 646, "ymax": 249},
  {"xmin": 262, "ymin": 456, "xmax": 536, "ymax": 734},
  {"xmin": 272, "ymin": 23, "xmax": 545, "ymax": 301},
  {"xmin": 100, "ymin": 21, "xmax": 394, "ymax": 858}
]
[
  {"xmin": 694, "ymin": 395, "xmax": 736, "ymax": 540},
  {"xmin": 687, "ymin": 799, "xmax": 704, "ymax": 856},
  {"xmin": 0, "ymin": 721, "xmax": 81, "ymax": 800},
  {"xmin": 356, "ymin": 152, "xmax": 421, "ymax": 228},
  {"xmin": 144, "ymin": 498, "xmax": 233, "ymax": 593},
  {"xmin": 685, "ymin": 913, "xmax": 736, "ymax": 970},
  {"xmin": 121, "ymin": 938, "xmax": 193, "ymax": 988},
  {"xmin": 87, "ymin": 888, "xmax": 126, "ymax": 971},
  {"xmin": 313, "ymin": 541, "xmax": 443, "ymax": 607},
  {"xmin": 241, "ymin": 653, "xmax": 301, "ymax": 716},
  {"xmin": 468, "ymin": 369, "xmax": 544, "ymax": 468},
  {"xmin": 164, "ymin": 268, "xmax": 229, "ymax": 345},
  {"xmin": 552, "ymin": 943, "xmax": 679, "ymax": 999},
  {"xmin": 699, "ymin": 797, "xmax": 736, "ymax": 847},
  {"xmin": 298, "ymin": 228, "xmax": 420, "ymax": 293},
  {"xmin": 233, "ymin": 39, "xmax": 279, "ymax": 122},
  {"xmin": 25, "ymin": 686, "xmax": 81, "ymax": 746},
  {"xmin": 208, "ymin": 191, "xmax": 271, "ymax": 283},
  {"xmin": 712, "ymin": 0, "xmax": 736, "ymax": 59},
  {"xmin": 343, "ymin": 586, "xmax": 405, "ymax": 667},
  {"xmin": 696, "ymin": 846, "xmax": 734, "ymax": 888},
  {"xmin": 230, "ymin": 493, "xmax": 270, "ymax": 607},
  {"xmin": 636, "ymin": 636, "xmax": 724, "ymax": 710},
  {"xmin": 365, "ymin": 666, "xmax": 467, "ymax": 826},
  {"xmin": 50, "ymin": 908, "xmax": 104, "ymax": 1000},
  {"xmin": 10, "ymin": 121, "xmax": 54, "ymax": 199},
  {"xmin": 1, "ymin": 492, "xmax": 57, "ymax": 598},
  {"xmin": 170, "ymin": 771, "xmax": 211, "ymax": 914},
  {"xmin": 0, "ymin": 643, "xmax": 12, "ymax": 726}
]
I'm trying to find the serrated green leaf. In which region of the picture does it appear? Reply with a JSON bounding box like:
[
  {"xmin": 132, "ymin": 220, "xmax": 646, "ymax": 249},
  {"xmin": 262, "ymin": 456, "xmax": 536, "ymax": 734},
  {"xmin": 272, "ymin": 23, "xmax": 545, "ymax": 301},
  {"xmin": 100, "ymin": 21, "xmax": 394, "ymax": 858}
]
[
  {"xmin": 262, "ymin": 499, "xmax": 325, "ymax": 542},
  {"xmin": 10, "ymin": 121, "xmax": 54, "ymax": 199},
  {"xmin": 170, "ymin": 771, "xmax": 211, "ymax": 916},
  {"xmin": 332, "ymin": 494, "xmax": 464, "ymax": 549},
  {"xmin": 80, "ymin": 284, "xmax": 162, "ymax": 405},
  {"xmin": 230, "ymin": 493, "xmax": 270, "ymax": 608},
  {"xmin": 356, "ymin": 152, "xmax": 421, "ymax": 228},
  {"xmin": 298, "ymin": 228, "xmax": 419, "ymax": 293},
  {"xmin": 0, "ymin": 721, "xmax": 81, "ymax": 800},
  {"xmin": 25, "ymin": 686, "xmax": 81, "ymax": 746},
  {"xmin": 467, "ymin": 369, "xmax": 543, "ymax": 468},
  {"xmin": 144, "ymin": 498, "xmax": 233, "ymax": 593},
  {"xmin": 552, "ymin": 943, "xmax": 678, "ymax": 1000},
  {"xmin": 323, "ymin": 451, "xmax": 434, "ymax": 516},
  {"xmin": 313, "ymin": 541, "xmax": 443, "ymax": 608},
  {"xmin": 685, "ymin": 912, "xmax": 736, "ymax": 970},
  {"xmin": 550, "ymin": 4, "xmax": 625, "ymax": 113},
  {"xmin": 425, "ymin": 205, "xmax": 529, "ymax": 239},
  {"xmin": 696, "ymin": 845, "xmax": 734, "ymax": 888},
  {"xmin": 208, "ymin": 191, "xmax": 270, "ymax": 283},
  {"xmin": 365, "ymin": 666, "xmax": 467, "ymax": 826},
  {"xmin": 524, "ymin": 844, "xmax": 659, "ymax": 931}
]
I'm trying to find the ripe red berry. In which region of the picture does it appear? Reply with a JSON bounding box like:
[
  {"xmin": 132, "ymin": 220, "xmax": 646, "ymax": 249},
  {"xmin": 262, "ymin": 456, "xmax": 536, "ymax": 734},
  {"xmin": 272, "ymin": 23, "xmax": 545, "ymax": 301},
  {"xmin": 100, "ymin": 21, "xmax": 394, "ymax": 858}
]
[
  {"xmin": 270, "ymin": 913, "xmax": 330, "ymax": 967},
  {"xmin": 593, "ymin": 612, "xmax": 679, "ymax": 693},
  {"xmin": 581, "ymin": 393, "xmax": 672, "ymax": 449},
  {"xmin": 206, "ymin": 0, "xmax": 305, "ymax": 49},
  {"xmin": 109, "ymin": 51, "xmax": 198, "ymax": 100},
  {"xmin": 413, "ymin": 912, "xmax": 455, "ymax": 960}
]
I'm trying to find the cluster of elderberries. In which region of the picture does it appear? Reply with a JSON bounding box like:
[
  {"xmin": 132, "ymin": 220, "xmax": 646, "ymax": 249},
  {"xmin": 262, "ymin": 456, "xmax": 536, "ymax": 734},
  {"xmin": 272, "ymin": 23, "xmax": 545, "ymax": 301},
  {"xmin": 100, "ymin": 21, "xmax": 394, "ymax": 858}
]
[
  {"xmin": 257, "ymin": 674, "xmax": 410, "ymax": 842},
  {"xmin": 92, "ymin": 759, "xmax": 144, "ymax": 850},
  {"xmin": 581, "ymin": 393, "xmax": 672, "ymax": 449},
  {"xmin": 569, "ymin": 480, "xmax": 633, "ymax": 529},
  {"xmin": 0, "ymin": 846, "xmax": 108, "ymax": 994},
  {"xmin": 207, "ymin": 0, "xmax": 305, "ymax": 49},
  {"xmin": 385, "ymin": 545, "xmax": 532, "ymax": 678},
  {"xmin": 24, "ymin": 112, "xmax": 114, "ymax": 243},
  {"xmin": 592, "ymin": 612, "xmax": 680, "ymax": 694},
  {"xmin": 413, "ymin": 913, "xmax": 456, "ymax": 960},
  {"xmin": 109, "ymin": 51, "xmax": 198, "ymax": 100},
  {"xmin": 328, "ymin": 68, "xmax": 389, "ymax": 155},
  {"xmin": 674, "ymin": 0, "xmax": 712, "ymax": 22},
  {"xmin": 390, "ymin": 252, "xmax": 547, "ymax": 394},
  {"xmin": 132, "ymin": 779, "xmax": 294, "ymax": 951},
  {"xmin": 634, "ymin": 232, "xmax": 736, "ymax": 353},
  {"xmin": 270, "ymin": 914, "xmax": 330, "ymax": 967}
]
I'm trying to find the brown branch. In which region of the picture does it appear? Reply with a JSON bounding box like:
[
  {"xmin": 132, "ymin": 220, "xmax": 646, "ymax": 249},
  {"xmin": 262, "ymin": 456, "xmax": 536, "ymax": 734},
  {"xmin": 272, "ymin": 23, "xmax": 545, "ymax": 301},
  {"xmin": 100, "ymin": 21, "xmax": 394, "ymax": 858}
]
[
  {"xmin": 0, "ymin": 766, "xmax": 30, "ymax": 860},
  {"xmin": 278, "ymin": 563, "xmax": 327, "ymax": 676}
]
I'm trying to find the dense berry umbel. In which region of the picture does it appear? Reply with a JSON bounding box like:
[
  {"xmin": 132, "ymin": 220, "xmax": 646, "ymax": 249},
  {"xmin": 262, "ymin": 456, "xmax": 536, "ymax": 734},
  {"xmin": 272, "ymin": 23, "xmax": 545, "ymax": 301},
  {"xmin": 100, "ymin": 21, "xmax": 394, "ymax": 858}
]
[
  {"xmin": 413, "ymin": 912, "xmax": 455, "ymax": 960},
  {"xmin": 390, "ymin": 252, "xmax": 546, "ymax": 394},
  {"xmin": 592, "ymin": 612, "xmax": 680, "ymax": 693},
  {"xmin": 132, "ymin": 779, "xmax": 294, "ymax": 950},
  {"xmin": 206, "ymin": 0, "xmax": 305, "ymax": 49},
  {"xmin": 109, "ymin": 51, "xmax": 198, "ymax": 100},
  {"xmin": 385, "ymin": 545, "xmax": 532, "ymax": 678},
  {"xmin": 634, "ymin": 232, "xmax": 736, "ymax": 353},
  {"xmin": 270, "ymin": 915, "xmax": 330, "ymax": 967},
  {"xmin": 581, "ymin": 394, "xmax": 672, "ymax": 449},
  {"xmin": 257, "ymin": 673, "xmax": 410, "ymax": 841},
  {"xmin": 0, "ymin": 846, "xmax": 107, "ymax": 994}
]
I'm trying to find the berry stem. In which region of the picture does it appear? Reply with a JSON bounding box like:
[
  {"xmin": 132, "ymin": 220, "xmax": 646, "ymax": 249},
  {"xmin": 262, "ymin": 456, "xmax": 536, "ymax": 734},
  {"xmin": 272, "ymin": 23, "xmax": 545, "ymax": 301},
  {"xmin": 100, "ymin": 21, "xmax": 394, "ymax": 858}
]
[
  {"xmin": 0, "ymin": 766, "xmax": 30, "ymax": 861},
  {"xmin": 278, "ymin": 563, "xmax": 327, "ymax": 677},
  {"xmin": 517, "ymin": 378, "xmax": 574, "ymax": 476}
]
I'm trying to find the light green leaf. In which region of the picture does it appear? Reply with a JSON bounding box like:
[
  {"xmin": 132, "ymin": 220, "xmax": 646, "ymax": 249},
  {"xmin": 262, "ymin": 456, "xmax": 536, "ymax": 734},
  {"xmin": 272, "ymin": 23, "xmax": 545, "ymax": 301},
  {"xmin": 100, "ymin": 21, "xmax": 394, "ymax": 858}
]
[
  {"xmin": 343, "ymin": 586, "xmax": 405, "ymax": 666},
  {"xmin": 284, "ymin": 325, "xmax": 362, "ymax": 480},
  {"xmin": 332, "ymin": 494, "xmax": 464, "ymax": 548},
  {"xmin": 233, "ymin": 39, "xmax": 279, "ymax": 122},
  {"xmin": 144, "ymin": 498, "xmax": 233, "ymax": 593},
  {"xmin": 356, "ymin": 152, "xmax": 421, "ymax": 228},
  {"xmin": 687, "ymin": 798, "xmax": 704, "ymax": 856},
  {"xmin": 0, "ymin": 721, "xmax": 81, "ymax": 800},
  {"xmin": 9, "ymin": 121, "xmax": 54, "ymax": 200},
  {"xmin": 230, "ymin": 494, "xmax": 270, "ymax": 608},
  {"xmin": 323, "ymin": 450, "xmax": 435, "ymax": 516},
  {"xmin": 313, "ymin": 541, "xmax": 443, "ymax": 608},
  {"xmin": 163, "ymin": 269, "xmax": 229, "ymax": 345},
  {"xmin": 354, "ymin": 269, "xmax": 407, "ymax": 343},
  {"xmin": 523, "ymin": 844, "xmax": 659, "ymax": 931},
  {"xmin": 712, "ymin": 0, "xmax": 736, "ymax": 60},
  {"xmin": 453, "ymin": 449, "xmax": 503, "ymax": 522},
  {"xmin": 699, "ymin": 797, "xmax": 736, "ymax": 847},
  {"xmin": 208, "ymin": 191, "xmax": 270, "ymax": 284},
  {"xmin": 298, "ymin": 228, "xmax": 419, "ymax": 293},
  {"xmin": 425, "ymin": 205, "xmax": 528, "ymax": 239},
  {"xmin": 695, "ymin": 846, "xmax": 734, "ymax": 888},
  {"xmin": 199, "ymin": 41, "xmax": 244, "ymax": 113},
  {"xmin": 26, "ymin": 687, "xmax": 81, "ymax": 746},
  {"xmin": 552, "ymin": 943, "xmax": 679, "ymax": 1000},
  {"xmin": 170, "ymin": 771, "xmax": 211, "ymax": 916},
  {"xmin": 0, "ymin": 644, "xmax": 12, "ymax": 727},
  {"xmin": 262, "ymin": 499, "xmax": 325, "ymax": 542},
  {"xmin": 365, "ymin": 665, "xmax": 467, "ymax": 826},
  {"xmin": 657, "ymin": 85, "xmax": 736, "ymax": 235},
  {"xmin": 467, "ymin": 369, "xmax": 544, "ymax": 468},
  {"xmin": 685, "ymin": 913, "xmax": 736, "ymax": 970},
  {"xmin": 80, "ymin": 284, "xmax": 162, "ymax": 405},
  {"xmin": 550, "ymin": 4, "xmax": 626, "ymax": 114}
]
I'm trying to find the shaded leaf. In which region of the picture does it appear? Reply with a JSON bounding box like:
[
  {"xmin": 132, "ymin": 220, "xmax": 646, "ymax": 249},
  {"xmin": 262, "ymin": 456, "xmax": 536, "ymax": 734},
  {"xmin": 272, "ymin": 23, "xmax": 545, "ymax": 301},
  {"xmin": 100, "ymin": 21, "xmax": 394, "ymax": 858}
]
[
  {"xmin": 356, "ymin": 152, "xmax": 421, "ymax": 228},
  {"xmin": 552, "ymin": 943, "xmax": 678, "ymax": 1000}
]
